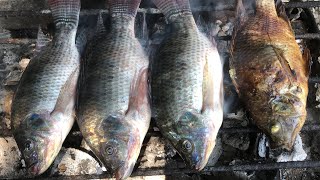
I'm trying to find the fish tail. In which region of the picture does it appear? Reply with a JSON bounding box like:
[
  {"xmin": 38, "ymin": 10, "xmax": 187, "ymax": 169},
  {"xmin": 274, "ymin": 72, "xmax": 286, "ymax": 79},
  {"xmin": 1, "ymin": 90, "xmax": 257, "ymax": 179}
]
[
  {"xmin": 108, "ymin": 0, "xmax": 141, "ymax": 17},
  {"xmin": 48, "ymin": 0, "xmax": 81, "ymax": 29},
  {"xmin": 152, "ymin": 0, "xmax": 192, "ymax": 22},
  {"xmin": 255, "ymin": 0, "xmax": 277, "ymax": 15}
]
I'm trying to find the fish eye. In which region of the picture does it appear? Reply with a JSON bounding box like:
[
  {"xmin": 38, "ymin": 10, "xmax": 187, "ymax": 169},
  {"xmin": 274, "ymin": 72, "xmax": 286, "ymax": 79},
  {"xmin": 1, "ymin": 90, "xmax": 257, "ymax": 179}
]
[
  {"xmin": 24, "ymin": 140, "xmax": 34, "ymax": 151},
  {"xmin": 271, "ymin": 123, "xmax": 281, "ymax": 134},
  {"xmin": 182, "ymin": 140, "xmax": 193, "ymax": 152},
  {"xmin": 105, "ymin": 146, "xmax": 116, "ymax": 155}
]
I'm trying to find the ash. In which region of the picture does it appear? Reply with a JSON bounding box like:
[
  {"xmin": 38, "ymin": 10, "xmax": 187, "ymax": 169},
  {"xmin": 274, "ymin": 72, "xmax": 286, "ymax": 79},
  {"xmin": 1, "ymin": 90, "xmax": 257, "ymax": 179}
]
[{"xmin": 1, "ymin": 0, "xmax": 320, "ymax": 179}]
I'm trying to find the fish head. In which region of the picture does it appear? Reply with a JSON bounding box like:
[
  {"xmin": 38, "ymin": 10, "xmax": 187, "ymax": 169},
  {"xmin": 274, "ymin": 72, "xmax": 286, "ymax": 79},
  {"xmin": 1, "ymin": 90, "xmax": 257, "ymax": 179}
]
[
  {"xmin": 14, "ymin": 113, "xmax": 61, "ymax": 175},
  {"xmin": 267, "ymin": 95, "xmax": 306, "ymax": 150},
  {"xmin": 167, "ymin": 111, "xmax": 215, "ymax": 171},
  {"xmin": 97, "ymin": 115, "xmax": 141, "ymax": 179}
]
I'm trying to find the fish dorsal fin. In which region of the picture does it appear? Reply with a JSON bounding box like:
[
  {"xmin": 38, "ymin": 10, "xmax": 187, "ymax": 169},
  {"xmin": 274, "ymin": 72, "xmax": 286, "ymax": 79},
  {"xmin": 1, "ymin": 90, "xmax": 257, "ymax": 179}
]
[
  {"xmin": 96, "ymin": 12, "xmax": 107, "ymax": 36},
  {"xmin": 51, "ymin": 67, "xmax": 79, "ymax": 118},
  {"xmin": 196, "ymin": 15, "xmax": 207, "ymax": 33},
  {"xmin": 231, "ymin": 0, "xmax": 247, "ymax": 57},
  {"xmin": 274, "ymin": 0, "xmax": 292, "ymax": 29},
  {"xmin": 35, "ymin": 26, "xmax": 51, "ymax": 53}
]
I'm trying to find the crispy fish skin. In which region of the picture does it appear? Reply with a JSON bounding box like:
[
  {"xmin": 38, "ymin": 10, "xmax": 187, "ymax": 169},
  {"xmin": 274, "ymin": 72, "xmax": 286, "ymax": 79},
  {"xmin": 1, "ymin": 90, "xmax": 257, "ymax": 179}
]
[
  {"xmin": 230, "ymin": 0, "xmax": 309, "ymax": 150},
  {"xmin": 77, "ymin": 0, "xmax": 150, "ymax": 179},
  {"xmin": 151, "ymin": 0, "xmax": 223, "ymax": 171},
  {"xmin": 11, "ymin": 0, "xmax": 81, "ymax": 175}
]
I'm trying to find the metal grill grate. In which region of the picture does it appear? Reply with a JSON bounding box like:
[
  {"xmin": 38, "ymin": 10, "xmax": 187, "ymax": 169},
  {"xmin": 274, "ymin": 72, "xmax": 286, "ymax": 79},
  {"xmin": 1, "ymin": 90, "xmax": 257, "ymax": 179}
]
[{"xmin": 1, "ymin": 0, "xmax": 320, "ymax": 179}]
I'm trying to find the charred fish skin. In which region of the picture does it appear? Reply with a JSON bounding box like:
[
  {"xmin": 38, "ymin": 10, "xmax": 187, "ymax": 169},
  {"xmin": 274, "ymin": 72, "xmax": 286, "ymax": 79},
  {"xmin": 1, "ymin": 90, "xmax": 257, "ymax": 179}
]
[
  {"xmin": 151, "ymin": 0, "xmax": 223, "ymax": 171},
  {"xmin": 11, "ymin": 0, "xmax": 81, "ymax": 175},
  {"xmin": 230, "ymin": 0, "xmax": 309, "ymax": 150},
  {"xmin": 77, "ymin": 0, "xmax": 150, "ymax": 179}
]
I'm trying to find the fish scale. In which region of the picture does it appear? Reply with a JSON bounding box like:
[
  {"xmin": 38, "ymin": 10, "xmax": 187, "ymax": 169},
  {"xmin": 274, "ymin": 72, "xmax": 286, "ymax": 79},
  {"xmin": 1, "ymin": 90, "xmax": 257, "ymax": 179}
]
[{"xmin": 152, "ymin": 24, "xmax": 207, "ymax": 132}]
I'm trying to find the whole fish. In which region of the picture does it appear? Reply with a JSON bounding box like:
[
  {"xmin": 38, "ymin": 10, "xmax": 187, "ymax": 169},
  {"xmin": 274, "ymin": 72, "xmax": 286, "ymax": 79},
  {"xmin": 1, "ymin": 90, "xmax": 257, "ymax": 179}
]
[
  {"xmin": 151, "ymin": 0, "xmax": 223, "ymax": 171},
  {"xmin": 11, "ymin": 0, "xmax": 81, "ymax": 175},
  {"xmin": 77, "ymin": 0, "xmax": 150, "ymax": 179},
  {"xmin": 230, "ymin": 0, "xmax": 309, "ymax": 150}
]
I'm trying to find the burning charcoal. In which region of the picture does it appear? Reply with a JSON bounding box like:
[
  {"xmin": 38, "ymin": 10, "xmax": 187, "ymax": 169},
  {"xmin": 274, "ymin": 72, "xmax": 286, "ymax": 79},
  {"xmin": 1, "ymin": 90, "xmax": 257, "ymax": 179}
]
[
  {"xmin": 50, "ymin": 148, "xmax": 103, "ymax": 176},
  {"xmin": 0, "ymin": 137, "xmax": 25, "ymax": 178},
  {"xmin": 0, "ymin": 29, "xmax": 11, "ymax": 39},
  {"xmin": 222, "ymin": 133, "xmax": 250, "ymax": 151},
  {"xmin": 315, "ymin": 83, "xmax": 320, "ymax": 108},
  {"xmin": 4, "ymin": 71, "xmax": 22, "ymax": 86},
  {"xmin": 311, "ymin": 133, "xmax": 320, "ymax": 156}
]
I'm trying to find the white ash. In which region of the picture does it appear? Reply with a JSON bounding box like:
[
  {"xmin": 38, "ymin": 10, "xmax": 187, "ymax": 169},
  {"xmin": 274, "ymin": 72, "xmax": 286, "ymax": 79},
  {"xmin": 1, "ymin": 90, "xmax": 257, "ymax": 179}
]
[
  {"xmin": 139, "ymin": 137, "xmax": 166, "ymax": 168},
  {"xmin": 258, "ymin": 133, "xmax": 267, "ymax": 158},
  {"xmin": 0, "ymin": 136, "xmax": 26, "ymax": 178},
  {"xmin": 258, "ymin": 134, "xmax": 307, "ymax": 162},
  {"xmin": 50, "ymin": 148, "xmax": 103, "ymax": 176}
]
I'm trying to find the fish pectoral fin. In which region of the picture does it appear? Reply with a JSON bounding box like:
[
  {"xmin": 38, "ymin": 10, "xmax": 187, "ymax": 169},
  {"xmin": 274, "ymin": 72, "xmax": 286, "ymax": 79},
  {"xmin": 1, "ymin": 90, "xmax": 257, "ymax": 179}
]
[
  {"xmin": 96, "ymin": 12, "xmax": 107, "ymax": 36},
  {"xmin": 126, "ymin": 68, "xmax": 151, "ymax": 119},
  {"xmin": 35, "ymin": 25, "xmax": 51, "ymax": 54},
  {"xmin": 51, "ymin": 66, "xmax": 79, "ymax": 117},
  {"xmin": 272, "ymin": 46, "xmax": 297, "ymax": 82}
]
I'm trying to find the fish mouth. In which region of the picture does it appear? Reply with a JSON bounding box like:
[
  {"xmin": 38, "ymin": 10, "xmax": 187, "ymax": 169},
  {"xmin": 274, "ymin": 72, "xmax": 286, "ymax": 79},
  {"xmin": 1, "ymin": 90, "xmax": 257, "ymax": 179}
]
[
  {"xmin": 269, "ymin": 139, "xmax": 294, "ymax": 151},
  {"xmin": 190, "ymin": 159, "xmax": 206, "ymax": 171},
  {"xmin": 27, "ymin": 161, "xmax": 41, "ymax": 176},
  {"xmin": 114, "ymin": 162, "xmax": 135, "ymax": 180}
]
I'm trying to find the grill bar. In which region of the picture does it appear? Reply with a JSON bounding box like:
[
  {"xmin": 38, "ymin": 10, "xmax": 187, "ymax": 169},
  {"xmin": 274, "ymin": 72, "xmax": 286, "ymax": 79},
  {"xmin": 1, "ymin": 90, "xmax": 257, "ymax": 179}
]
[
  {"xmin": 37, "ymin": 160, "xmax": 320, "ymax": 179},
  {"xmin": 1, "ymin": 1, "xmax": 320, "ymax": 18},
  {"xmin": 3, "ymin": 123, "xmax": 319, "ymax": 137},
  {"xmin": 2, "ymin": 32, "xmax": 320, "ymax": 46}
]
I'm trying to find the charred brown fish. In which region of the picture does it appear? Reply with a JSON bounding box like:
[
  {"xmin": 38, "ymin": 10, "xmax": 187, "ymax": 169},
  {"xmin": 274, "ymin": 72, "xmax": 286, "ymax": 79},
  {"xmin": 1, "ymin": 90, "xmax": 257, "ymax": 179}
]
[{"xmin": 230, "ymin": 0, "xmax": 309, "ymax": 150}]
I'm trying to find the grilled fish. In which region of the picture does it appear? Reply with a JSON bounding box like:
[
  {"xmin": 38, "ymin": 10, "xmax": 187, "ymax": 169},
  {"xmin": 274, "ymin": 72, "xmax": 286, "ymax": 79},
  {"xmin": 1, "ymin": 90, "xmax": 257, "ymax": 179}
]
[
  {"xmin": 230, "ymin": 0, "xmax": 309, "ymax": 150},
  {"xmin": 11, "ymin": 0, "xmax": 81, "ymax": 175},
  {"xmin": 151, "ymin": 0, "xmax": 223, "ymax": 171},
  {"xmin": 77, "ymin": 0, "xmax": 150, "ymax": 179}
]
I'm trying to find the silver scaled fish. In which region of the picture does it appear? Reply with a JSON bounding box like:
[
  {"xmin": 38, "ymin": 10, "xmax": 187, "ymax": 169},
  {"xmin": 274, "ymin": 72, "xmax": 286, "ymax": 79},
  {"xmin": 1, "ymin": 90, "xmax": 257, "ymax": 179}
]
[
  {"xmin": 11, "ymin": 0, "xmax": 81, "ymax": 175},
  {"xmin": 77, "ymin": 0, "xmax": 150, "ymax": 179},
  {"xmin": 151, "ymin": 0, "xmax": 224, "ymax": 171}
]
